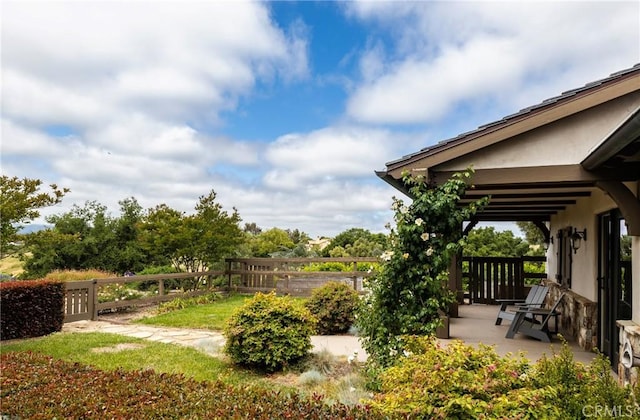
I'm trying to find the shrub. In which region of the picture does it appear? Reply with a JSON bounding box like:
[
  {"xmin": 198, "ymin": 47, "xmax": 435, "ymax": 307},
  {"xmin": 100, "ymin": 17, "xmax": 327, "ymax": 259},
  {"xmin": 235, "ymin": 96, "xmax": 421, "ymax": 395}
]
[
  {"xmin": 224, "ymin": 292, "xmax": 316, "ymax": 372},
  {"xmin": 306, "ymin": 281, "xmax": 360, "ymax": 335},
  {"xmin": 1, "ymin": 351, "xmax": 375, "ymax": 419},
  {"xmin": 371, "ymin": 336, "xmax": 639, "ymax": 419},
  {"xmin": 97, "ymin": 283, "xmax": 143, "ymax": 303},
  {"xmin": 0, "ymin": 280, "xmax": 65, "ymax": 340},
  {"xmin": 371, "ymin": 336, "xmax": 557, "ymax": 419}
]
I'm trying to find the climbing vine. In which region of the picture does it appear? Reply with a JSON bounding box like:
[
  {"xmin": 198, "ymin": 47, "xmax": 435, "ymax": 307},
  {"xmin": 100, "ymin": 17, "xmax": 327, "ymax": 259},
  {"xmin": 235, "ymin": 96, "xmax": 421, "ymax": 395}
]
[{"xmin": 357, "ymin": 168, "xmax": 489, "ymax": 367}]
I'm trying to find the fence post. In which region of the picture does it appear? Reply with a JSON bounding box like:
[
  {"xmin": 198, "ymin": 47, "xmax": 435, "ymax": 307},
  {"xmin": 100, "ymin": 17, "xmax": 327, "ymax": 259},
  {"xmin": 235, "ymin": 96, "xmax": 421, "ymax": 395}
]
[
  {"xmin": 352, "ymin": 260, "xmax": 358, "ymax": 291},
  {"xmin": 159, "ymin": 279, "xmax": 165, "ymax": 296},
  {"xmin": 91, "ymin": 279, "xmax": 98, "ymax": 320}
]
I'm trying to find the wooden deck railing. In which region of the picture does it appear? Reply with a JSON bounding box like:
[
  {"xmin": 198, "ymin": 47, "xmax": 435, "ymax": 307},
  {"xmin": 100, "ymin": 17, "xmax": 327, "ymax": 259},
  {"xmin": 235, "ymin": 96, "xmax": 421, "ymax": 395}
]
[{"xmin": 462, "ymin": 256, "xmax": 547, "ymax": 304}]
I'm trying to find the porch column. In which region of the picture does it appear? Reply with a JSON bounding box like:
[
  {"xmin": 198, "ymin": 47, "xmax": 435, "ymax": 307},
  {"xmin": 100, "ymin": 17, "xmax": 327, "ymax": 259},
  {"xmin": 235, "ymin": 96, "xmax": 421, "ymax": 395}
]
[{"xmin": 448, "ymin": 251, "xmax": 464, "ymax": 318}]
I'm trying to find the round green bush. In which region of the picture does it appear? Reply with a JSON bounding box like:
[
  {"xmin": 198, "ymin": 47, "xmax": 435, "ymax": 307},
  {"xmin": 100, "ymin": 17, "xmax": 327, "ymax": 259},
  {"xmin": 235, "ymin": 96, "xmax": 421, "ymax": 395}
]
[
  {"xmin": 306, "ymin": 281, "xmax": 360, "ymax": 335},
  {"xmin": 224, "ymin": 292, "xmax": 316, "ymax": 372}
]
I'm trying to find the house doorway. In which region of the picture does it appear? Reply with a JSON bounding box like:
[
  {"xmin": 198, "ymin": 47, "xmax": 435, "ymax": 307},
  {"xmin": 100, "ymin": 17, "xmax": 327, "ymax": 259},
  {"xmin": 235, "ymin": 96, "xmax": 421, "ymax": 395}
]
[{"xmin": 598, "ymin": 209, "xmax": 633, "ymax": 371}]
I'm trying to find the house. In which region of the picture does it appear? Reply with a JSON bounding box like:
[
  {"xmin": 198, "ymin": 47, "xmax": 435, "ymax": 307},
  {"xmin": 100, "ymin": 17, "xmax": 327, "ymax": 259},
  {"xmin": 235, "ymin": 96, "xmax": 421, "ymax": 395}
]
[{"xmin": 377, "ymin": 64, "xmax": 640, "ymax": 384}]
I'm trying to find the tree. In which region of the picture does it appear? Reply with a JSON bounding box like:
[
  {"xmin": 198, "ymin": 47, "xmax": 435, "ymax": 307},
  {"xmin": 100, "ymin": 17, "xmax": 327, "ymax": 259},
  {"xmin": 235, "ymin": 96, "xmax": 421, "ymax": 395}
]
[
  {"xmin": 357, "ymin": 169, "xmax": 488, "ymax": 367},
  {"xmin": 139, "ymin": 190, "xmax": 243, "ymax": 288},
  {"xmin": 248, "ymin": 228, "xmax": 295, "ymax": 257},
  {"xmin": 516, "ymin": 222, "xmax": 546, "ymax": 248},
  {"xmin": 323, "ymin": 228, "xmax": 388, "ymax": 257},
  {"xmin": 0, "ymin": 175, "xmax": 68, "ymax": 256},
  {"xmin": 463, "ymin": 227, "xmax": 530, "ymax": 257},
  {"xmin": 21, "ymin": 200, "xmax": 148, "ymax": 277}
]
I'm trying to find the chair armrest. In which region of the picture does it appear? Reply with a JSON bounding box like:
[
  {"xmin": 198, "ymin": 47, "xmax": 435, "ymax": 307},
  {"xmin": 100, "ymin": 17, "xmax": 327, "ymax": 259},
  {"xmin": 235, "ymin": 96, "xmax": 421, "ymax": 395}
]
[
  {"xmin": 513, "ymin": 308, "xmax": 560, "ymax": 315},
  {"xmin": 495, "ymin": 299, "xmax": 526, "ymax": 305}
]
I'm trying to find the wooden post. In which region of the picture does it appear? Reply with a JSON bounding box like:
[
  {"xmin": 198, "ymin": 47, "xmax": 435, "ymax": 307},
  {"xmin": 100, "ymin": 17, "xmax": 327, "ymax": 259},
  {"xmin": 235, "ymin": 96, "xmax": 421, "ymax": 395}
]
[
  {"xmin": 448, "ymin": 254, "xmax": 460, "ymax": 318},
  {"xmin": 352, "ymin": 260, "xmax": 358, "ymax": 291},
  {"xmin": 91, "ymin": 279, "xmax": 98, "ymax": 320},
  {"xmin": 159, "ymin": 279, "xmax": 165, "ymax": 296}
]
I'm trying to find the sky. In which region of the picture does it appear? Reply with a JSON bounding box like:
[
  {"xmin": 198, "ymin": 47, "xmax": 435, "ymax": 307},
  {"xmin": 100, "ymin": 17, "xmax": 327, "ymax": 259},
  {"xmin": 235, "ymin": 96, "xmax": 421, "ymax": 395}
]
[{"xmin": 2, "ymin": 1, "xmax": 639, "ymax": 238}]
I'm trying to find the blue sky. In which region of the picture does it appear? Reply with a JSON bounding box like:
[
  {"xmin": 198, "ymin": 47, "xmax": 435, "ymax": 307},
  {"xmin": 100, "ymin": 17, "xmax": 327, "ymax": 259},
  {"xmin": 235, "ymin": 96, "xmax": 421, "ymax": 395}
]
[{"xmin": 2, "ymin": 1, "xmax": 639, "ymax": 238}]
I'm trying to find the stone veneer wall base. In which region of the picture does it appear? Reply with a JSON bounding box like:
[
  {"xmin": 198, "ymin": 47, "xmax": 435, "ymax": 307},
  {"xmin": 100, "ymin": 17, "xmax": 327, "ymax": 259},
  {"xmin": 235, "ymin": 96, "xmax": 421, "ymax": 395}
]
[
  {"xmin": 617, "ymin": 320, "xmax": 640, "ymax": 386},
  {"xmin": 542, "ymin": 280, "xmax": 597, "ymax": 351}
]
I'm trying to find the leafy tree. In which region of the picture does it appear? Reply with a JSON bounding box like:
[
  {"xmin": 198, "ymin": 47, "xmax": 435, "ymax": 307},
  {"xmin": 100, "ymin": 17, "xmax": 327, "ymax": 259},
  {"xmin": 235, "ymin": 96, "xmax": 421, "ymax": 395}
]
[
  {"xmin": 247, "ymin": 228, "xmax": 295, "ymax": 257},
  {"xmin": 139, "ymin": 191, "xmax": 243, "ymax": 288},
  {"xmin": 516, "ymin": 221, "xmax": 546, "ymax": 247},
  {"xmin": 285, "ymin": 228, "xmax": 310, "ymax": 245},
  {"xmin": 21, "ymin": 200, "xmax": 149, "ymax": 278},
  {"xmin": 463, "ymin": 227, "xmax": 530, "ymax": 257},
  {"xmin": 357, "ymin": 169, "xmax": 488, "ymax": 367},
  {"xmin": 0, "ymin": 175, "xmax": 68, "ymax": 256},
  {"xmin": 243, "ymin": 222, "xmax": 262, "ymax": 235},
  {"xmin": 323, "ymin": 228, "xmax": 388, "ymax": 257}
]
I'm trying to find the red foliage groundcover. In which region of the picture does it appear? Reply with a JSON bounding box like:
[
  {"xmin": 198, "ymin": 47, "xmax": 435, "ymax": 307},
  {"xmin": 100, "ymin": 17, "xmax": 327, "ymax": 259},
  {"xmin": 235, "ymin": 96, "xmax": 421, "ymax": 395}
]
[{"xmin": 1, "ymin": 351, "xmax": 376, "ymax": 419}]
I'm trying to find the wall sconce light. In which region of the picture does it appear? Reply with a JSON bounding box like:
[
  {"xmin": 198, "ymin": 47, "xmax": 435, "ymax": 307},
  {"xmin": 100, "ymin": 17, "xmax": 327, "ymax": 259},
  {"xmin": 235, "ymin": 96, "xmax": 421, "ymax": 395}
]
[
  {"xmin": 543, "ymin": 235, "xmax": 553, "ymax": 251},
  {"xmin": 570, "ymin": 228, "xmax": 587, "ymax": 253}
]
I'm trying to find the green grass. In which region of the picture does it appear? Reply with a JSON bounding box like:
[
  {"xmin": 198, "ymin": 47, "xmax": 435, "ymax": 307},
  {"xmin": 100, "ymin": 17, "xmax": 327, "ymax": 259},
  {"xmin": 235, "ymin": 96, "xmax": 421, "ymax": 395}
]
[
  {"xmin": 136, "ymin": 293, "xmax": 308, "ymax": 331},
  {"xmin": 136, "ymin": 293, "xmax": 252, "ymax": 330},
  {"xmin": 0, "ymin": 332, "xmax": 263, "ymax": 385}
]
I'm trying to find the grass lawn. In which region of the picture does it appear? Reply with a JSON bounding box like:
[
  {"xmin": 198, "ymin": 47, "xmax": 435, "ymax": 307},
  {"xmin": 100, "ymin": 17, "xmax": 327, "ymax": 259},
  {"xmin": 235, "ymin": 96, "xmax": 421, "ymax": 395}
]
[
  {"xmin": 135, "ymin": 293, "xmax": 308, "ymax": 330},
  {"xmin": 0, "ymin": 331, "xmax": 266, "ymax": 386},
  {"xmin": 135, "ymin": 293, "xmax": 252, "ymax": 330}
]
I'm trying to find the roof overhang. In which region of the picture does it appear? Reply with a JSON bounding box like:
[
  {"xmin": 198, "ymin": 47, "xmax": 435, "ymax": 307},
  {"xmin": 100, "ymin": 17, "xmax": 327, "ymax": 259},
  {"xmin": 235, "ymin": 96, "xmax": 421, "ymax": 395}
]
[{"xmin": 377, "ymin": 65, "xmax": 640, "ymax": 232}]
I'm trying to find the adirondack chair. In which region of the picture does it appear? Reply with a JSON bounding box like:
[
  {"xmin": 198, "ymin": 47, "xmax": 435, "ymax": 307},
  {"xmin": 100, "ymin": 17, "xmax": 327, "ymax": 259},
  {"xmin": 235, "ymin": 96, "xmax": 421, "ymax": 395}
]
[
  {"xmin": 495, "ymin": 285, "xmax": 549, "ymax": 325},
  {"xmin": 505, "ymin": 293, "xmax": 565, "ymax": 342}
]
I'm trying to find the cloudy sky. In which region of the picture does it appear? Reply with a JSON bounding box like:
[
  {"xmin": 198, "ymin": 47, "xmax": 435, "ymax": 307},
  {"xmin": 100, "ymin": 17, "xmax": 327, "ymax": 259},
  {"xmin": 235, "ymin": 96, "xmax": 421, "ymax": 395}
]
[{"xmin": 2, "ymin": 1, "xmax": 639, "ymax": 238}]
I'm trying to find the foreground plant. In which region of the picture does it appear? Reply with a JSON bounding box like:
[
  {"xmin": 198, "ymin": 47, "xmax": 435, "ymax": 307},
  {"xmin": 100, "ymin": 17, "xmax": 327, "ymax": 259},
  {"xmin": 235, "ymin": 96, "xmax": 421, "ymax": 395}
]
[
  {"xmin": 357, "ymin": 169, "xmax": 488, "ymax": 367},
  {"xmin": 371, "ymin": 337, "xmax": 639, "ymax": 419},
  {"xmin": 224, "ymin": 292, "xmax": 316, "ymax": 372},
  {"xmin": 1, "ymin": 351, "xmax": 375, "ymax": 419}
]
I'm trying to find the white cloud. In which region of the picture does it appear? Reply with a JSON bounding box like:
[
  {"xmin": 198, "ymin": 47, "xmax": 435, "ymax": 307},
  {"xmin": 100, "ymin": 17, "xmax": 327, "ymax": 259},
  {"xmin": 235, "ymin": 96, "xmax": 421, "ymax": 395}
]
[
  {"xmin": 346, "ymin": 1, "xmax": 640, "ymax": 124},
  {"xmin": 263, "ymin": 126, "xmax": 412, "ymax": 190}
]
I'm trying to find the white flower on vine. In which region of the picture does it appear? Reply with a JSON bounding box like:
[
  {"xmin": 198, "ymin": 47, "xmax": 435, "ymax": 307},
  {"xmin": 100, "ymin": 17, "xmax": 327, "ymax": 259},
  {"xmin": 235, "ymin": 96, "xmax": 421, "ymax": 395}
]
[
  {"xmin": 402, "ymin": 253, "xmax": 409, "ymax": 259},
  {"xmin": 426, "ymin": 247, "xmax": 434, "ymax": 256},
  {"xmin": 415, "ymin": 218, "xmax": 424, "ymax": 226},
  {"xmin": 421, "ymin": 233, "xmax": 429, "ymax": 241},
  {"xmin": 381, "ymin": 251, "xmax": 394, "ymax": 261},
  {"xmin": 399, "ymin": 206, "xmax": 409, "ymax": 214}
]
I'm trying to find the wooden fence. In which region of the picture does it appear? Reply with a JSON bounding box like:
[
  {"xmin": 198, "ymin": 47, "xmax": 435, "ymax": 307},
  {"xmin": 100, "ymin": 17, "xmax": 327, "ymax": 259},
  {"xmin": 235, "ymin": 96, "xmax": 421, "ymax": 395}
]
[
  {"xmin": 64, "ymin": 271, "xmax": 224, "ymax": 322},
  {"xmin": 63, "ymin": 258, "xmax": 378, "ymax": 322},
  {"xmin": 225, "ymin": 257, "xmax": 378, "ymax": 296},
  {"xmin": 463, "ymin": 256, "xmax": 547, "ymax": 304}
]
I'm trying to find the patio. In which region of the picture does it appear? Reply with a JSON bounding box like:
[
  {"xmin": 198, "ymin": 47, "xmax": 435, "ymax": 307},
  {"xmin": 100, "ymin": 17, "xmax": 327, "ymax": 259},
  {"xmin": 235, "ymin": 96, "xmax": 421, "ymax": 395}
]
[{"xmin": 441, "ymin": 303, "xmax": 598, "ymax": 365}]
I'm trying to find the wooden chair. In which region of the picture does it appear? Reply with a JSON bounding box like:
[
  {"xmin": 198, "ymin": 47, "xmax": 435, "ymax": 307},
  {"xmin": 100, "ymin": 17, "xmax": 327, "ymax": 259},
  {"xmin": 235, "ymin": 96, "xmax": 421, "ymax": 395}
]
[
  {"xmin": 495, "ymin": 285, "xmax": 548, "ymax": 325},
  {"xmin": 505, "ymin": 293, "xmax": 565, "ymax": 342}
]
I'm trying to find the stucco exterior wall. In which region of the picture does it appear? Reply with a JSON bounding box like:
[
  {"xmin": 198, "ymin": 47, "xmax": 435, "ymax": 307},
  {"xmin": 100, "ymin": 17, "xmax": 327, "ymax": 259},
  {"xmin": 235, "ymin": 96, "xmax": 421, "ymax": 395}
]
[
  {"xmin": 547, "ymin": 188, "xmax": 619, "ymax": 301},
  {"xmin": 547, "ymin": 182, "xmax": 638, "ymax": 323},
  {"xmin": 437, "ymin": 91, "xmax": 640, "ymax": 171}
]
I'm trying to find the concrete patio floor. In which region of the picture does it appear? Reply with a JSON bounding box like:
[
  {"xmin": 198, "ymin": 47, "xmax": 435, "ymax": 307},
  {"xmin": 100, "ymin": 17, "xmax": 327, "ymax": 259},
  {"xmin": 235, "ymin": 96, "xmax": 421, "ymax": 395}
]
[{"xmin": 441, "ymin": 303, "xmax": 598, "ymax": 365}]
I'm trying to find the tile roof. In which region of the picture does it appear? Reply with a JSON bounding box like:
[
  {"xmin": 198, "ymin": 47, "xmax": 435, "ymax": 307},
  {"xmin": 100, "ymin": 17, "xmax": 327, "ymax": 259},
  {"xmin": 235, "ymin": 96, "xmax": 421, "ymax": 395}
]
[{"xmin": 386, "ymin": 64, "xmax": 640, "ymax": 167}]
